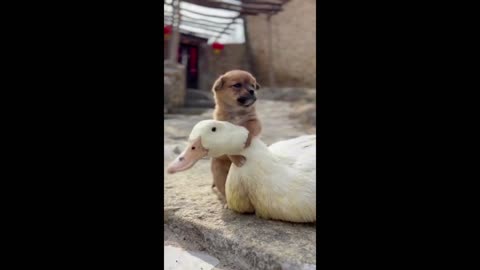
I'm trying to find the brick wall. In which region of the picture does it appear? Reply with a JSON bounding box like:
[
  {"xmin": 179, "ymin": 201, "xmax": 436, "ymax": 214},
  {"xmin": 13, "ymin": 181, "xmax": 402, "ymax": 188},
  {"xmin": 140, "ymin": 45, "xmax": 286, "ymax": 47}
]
[
  {"xmin": 245, "ymin": 0, "xmax": 316, "ymax": 88},
  {"xmin": 198, "ymin": 43, "xmax": 251, "ymax": 92}
]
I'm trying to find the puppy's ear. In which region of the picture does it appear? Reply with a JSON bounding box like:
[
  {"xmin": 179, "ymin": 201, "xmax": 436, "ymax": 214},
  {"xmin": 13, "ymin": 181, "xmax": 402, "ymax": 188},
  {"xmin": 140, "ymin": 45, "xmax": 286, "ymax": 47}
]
[
  {"xmin": 212, "ymin": 75, "xmax": 224, "ymax": 92},
  {"xmin": 255, "ymin": 82, "xmax": 261, "ymax": 90}
]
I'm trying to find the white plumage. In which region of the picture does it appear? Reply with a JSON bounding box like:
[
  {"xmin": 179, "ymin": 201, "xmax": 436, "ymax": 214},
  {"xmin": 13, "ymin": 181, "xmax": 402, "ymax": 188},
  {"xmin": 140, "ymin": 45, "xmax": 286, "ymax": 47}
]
[{"xmin": 190, "ymin": 120, "xmax": 316, "ymax": 223}]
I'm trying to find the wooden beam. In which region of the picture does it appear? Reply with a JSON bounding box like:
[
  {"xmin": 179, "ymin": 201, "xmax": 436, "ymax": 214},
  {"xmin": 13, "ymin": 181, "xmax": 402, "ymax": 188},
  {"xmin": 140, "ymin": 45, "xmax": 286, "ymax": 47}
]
[
  {"xmin": 181, "ymin": 23, "xmax": 232, "ymax": 34},
  {"xmin": 166, "ymin": 24, "xmax": 214, "ymax": 41},
  {"xmin": 179, "ymin": 28, "xmax": 216, "ymax": 39},
  {"xmin": 164, "ymin": 15, "xmax": 236, "ymax": 30},
  {"xmin": 179, "ymin": 22, "xmax": 232, "ymax": 35},
  {"xmin": 179, "ymin": 21, "xmax": 233, "ymax": 34},
  {"xmin": 241, "ymin": 0, "xmax": 284, "ymax": 5},
  {"xmin": 213, "ymin": 14, "xmax": 242, "ymax": 42},
  {"xmin": 182, "ymin": 0, "xmax": 242, "ymax": 12},
  {"xmin": 180, "ymin": 5, "xmax": 239, "ymax": 19},
  {"xmin": 176, "ymin": 13, "xmax": 240, "ymax": 26},
  {"xmin": 181, "ymin": 0, "xmax": 268, "ymax": 15},
  {"xmin": 215, "ymin": 0, "xmax": 283, "ymax": 12},
  {"xmin": 167, "ymin": 0, "xmax": 284, "ymax": 15},
  {"xmin": 165, "ymin": 17, "xmax": 233, "ymax": 33},
  {"xmin": 180, "ymin": 34, "xmax": 211, "ymax": 42},
  {"xmin": 183, "ymin": 0, "xmax": 282, "ymax": 13}
]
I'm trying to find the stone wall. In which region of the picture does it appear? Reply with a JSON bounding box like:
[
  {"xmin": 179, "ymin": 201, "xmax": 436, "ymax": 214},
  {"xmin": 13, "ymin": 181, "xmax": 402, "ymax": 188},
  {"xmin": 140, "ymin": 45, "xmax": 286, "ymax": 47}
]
[
  {"xmin": 164, "ymin": 61, "xmax": 186, "ymax": 110},
  {"xmin": 198, "ymin": 43, "xmax": 250, "ymax": 92},
  {"xmin": 245, "ymin": 0, "xmax": 316, "ymax": 88}
]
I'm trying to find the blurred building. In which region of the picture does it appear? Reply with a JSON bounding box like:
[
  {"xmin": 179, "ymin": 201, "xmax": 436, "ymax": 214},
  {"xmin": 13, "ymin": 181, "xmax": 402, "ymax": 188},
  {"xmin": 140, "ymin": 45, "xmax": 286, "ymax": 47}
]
[
  {"xmin": 245, "ymin": 0, "xmax": 316, "ymax": 88},
  {"xmin": 164, "ymin": 0, "xmax": 315, "ymax": 111}
]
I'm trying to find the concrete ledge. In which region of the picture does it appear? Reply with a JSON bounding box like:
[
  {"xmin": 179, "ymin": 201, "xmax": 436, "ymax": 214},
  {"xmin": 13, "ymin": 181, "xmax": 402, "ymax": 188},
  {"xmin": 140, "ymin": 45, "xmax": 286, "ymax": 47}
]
[
  {"xmin": 164, "ymin": 62, "xmax": 187, "ymax": 109},
  {"xmin": 164, "ymin": 160, "xmax": 316, "ymax": 270}
]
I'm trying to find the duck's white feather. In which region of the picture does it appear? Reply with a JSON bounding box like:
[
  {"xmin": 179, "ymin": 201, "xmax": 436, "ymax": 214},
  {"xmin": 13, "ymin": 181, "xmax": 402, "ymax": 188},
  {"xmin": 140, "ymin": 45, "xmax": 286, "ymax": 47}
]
[
  {"xmin": 268, "ymin": 135, "xmax": 316, "ymax": 157},
  {"xmin": 226, "ymin": 136, "xmax": 316, "ymax": 223},
  {"xmin": 269, "ymin": 135, "xmax": 316, "ymax": 172},
  {"xmin": 187, "ymin": 120, "xmax": 316, "ymax": 223}
]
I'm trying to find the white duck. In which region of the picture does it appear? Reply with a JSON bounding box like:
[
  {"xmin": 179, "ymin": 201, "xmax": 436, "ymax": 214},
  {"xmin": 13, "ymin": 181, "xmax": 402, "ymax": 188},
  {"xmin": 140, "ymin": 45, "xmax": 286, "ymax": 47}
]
[{"xmin": 167, "ymin": 120, "xmax": 316, "ymax": 223}]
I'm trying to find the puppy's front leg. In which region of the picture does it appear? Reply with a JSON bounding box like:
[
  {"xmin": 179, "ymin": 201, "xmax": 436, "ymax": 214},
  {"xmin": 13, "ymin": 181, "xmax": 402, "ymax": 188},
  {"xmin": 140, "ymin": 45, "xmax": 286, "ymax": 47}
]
[
  {"xmin": 244, "ymin": 132, "xmax": 254, "ymax": 148},
  {"xmin": 211, "ymin": 157, "xmax": 231, "ymax": 198},
  {"xmin": 229, "ymin": 121, "xmax": 259, "ymax": 166},
  {"xmin": 229, "ymin": 155, "xmax": 246, "ymax": 167},
  {"xmin": 243, "ymin": 120, "xmax": 262, "ymax": 148}
]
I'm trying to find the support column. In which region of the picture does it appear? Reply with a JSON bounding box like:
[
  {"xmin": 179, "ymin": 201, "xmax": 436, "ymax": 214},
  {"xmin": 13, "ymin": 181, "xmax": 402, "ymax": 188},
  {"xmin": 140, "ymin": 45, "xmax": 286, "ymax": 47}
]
[
  {"xmin": 267, "ymin": 14, "xmax": 275, "ymax": 88},
  {"xmin": 243, "ymin": 16, "xmax": 256, "ymax": 76},
  {"xmin": 168, "ymin": 0, "xmax": 181, "ymax": 63}
]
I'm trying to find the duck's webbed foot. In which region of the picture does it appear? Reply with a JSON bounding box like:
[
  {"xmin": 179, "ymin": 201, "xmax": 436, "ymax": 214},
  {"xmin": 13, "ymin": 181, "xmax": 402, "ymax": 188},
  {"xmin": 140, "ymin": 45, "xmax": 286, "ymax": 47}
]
[{"xmin": 229, "ymin": 155, "xmax": 246, "ymax": 167}]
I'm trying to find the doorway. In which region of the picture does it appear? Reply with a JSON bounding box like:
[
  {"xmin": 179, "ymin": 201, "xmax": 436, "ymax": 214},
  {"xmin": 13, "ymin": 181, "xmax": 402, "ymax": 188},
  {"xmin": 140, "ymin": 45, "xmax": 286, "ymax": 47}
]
[{"xmin": 178, "ymin": 44, "xmax": 199, "ymax": 89}]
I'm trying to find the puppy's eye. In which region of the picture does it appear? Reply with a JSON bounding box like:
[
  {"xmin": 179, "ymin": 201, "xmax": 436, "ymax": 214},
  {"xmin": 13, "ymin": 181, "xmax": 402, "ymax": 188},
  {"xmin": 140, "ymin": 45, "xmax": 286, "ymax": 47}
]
[
  {"xmin": 232, "ymin": 83, "xmax": 241, "ymax": 88},
  {"xmin": 191, "ymin": 146, "xmax": 196, "ymax": 150},
  {"xmin": 211, "ymin": 127, "xmax": 216, "ymax": 132}
]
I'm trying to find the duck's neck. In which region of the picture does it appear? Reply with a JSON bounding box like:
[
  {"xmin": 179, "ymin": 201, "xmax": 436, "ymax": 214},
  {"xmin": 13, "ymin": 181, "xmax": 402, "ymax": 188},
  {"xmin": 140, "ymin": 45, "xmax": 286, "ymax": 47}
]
[
  {"xmin": 228, "ymin": 138, "xmax": 291, "ymax": 192},
  {"xmin": 235, "ymin": 138, "xmax": 286, "ymax": 174},
  {"xmin": 238, "ymin": 138, "xmax": 269, "ymax": 158}
]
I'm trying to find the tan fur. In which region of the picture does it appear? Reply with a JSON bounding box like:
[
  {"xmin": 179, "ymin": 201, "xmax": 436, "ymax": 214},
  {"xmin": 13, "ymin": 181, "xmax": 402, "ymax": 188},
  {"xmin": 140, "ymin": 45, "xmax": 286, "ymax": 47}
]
[{"xmin": 210, "ymin": 70, "xmax": 262, "ymax": 198}]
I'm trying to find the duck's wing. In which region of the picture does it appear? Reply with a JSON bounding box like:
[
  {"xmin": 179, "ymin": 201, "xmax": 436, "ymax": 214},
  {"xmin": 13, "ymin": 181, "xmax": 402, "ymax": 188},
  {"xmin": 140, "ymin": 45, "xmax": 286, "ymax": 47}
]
[
  {"xmin": 268, "ymin": 135, "xmax": 316, "ymax": 158},
  {"xmin": 268, "ymin": 135, "xmax": 317, "ymax": 156},
  {"xmin": 268, "ymin": 135, "xmax": 316, "ymax": 178}
]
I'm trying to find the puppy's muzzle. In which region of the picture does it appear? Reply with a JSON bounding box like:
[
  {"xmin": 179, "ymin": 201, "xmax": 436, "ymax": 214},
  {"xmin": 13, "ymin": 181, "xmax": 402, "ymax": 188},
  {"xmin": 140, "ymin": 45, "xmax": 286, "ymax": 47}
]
[{"xmin": 237, "ymin": 89, "xmax": 256, "ymax": 106}]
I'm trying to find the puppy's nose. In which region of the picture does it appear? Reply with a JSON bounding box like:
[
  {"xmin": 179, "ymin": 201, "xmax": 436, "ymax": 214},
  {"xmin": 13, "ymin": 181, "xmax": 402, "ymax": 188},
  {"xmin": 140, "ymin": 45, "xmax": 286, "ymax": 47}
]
[
  {"xmin": 238, "ymin": 97, "xmax": 247, "ymax": 104},
  {"xmin": 248, "ymin": 90, "xmax": 254, "ymax": 95}
]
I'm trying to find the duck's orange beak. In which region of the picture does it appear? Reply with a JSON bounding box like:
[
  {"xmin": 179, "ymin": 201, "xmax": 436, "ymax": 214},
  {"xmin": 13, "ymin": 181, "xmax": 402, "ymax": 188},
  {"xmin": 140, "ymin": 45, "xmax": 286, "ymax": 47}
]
[{"xmin": 166, "ymin": 137, "xmax": 208, "ymax": 174}]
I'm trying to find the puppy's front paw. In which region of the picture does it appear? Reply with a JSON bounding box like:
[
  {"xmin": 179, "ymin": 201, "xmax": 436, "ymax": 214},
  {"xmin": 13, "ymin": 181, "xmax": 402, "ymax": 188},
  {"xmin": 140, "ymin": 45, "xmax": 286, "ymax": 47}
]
[
  {"xmin": 230, "ymin": 155, "xmax": 246, "ymax": 167},
  {"xmin": 244, "ymin": 137, "xmax": 252, "ymax": 148}
]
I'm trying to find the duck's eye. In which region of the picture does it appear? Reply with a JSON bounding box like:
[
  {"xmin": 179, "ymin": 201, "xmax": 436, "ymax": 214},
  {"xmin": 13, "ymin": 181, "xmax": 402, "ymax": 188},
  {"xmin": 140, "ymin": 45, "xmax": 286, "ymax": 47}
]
[
  {"xmin": 232, "ymin": 83, "xmax": 241, "ymax": 88},
  {"xmin": 211, "ymin": 127, "xmax": 216, "ymax": 132},
  {"xmin": 191, "ymin": 146, "xmax": 196, "ymax": 150}
]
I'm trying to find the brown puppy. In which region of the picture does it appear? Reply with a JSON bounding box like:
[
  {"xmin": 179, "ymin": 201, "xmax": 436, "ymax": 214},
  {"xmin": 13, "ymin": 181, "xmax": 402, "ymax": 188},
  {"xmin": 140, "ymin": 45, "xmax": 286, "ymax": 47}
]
[{"xmin": 210, "ymin": 70, "xmax": 262, "ymax": 199}]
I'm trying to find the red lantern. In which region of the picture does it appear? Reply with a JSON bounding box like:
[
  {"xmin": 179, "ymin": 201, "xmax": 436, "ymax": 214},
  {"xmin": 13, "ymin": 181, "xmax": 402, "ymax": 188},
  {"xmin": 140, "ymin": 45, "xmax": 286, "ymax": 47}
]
[
  {"xmin": 212, "ymin": 42, "xmax": 224, "ymax": 55},
  {"xmin": 164, "ymin": 25, "xmax": 172, "ymax": 40}
]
